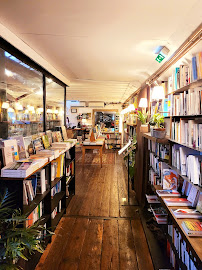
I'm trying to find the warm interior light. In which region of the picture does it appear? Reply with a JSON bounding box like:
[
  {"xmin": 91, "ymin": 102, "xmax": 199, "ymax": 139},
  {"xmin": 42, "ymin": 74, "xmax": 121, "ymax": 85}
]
[
  {"xmin": 121, "ymin": 104, "xmax": 136, "ymax": 114},
  {"xmin": 54, "ymin": 110, "xmax": 58, "ymax": 114},
  {"xmin": 47, "ymin": 78, "xmax": 53, "ymax": 83},
  {"xmin": 8, "ymin": 107, "xmax": 14, "ymax": 112},
  {"xmin": 15, "ymin": 102, "xmax": 23, "ymax": 111},
  {"xmin": 36, "ymin": 90, "xmax": 43, "ymax": 95},
  {"xmin": 2, "ymin": 102, "xmax": 9, "ymax": 109},
  {"xmin": 5, "ymin": 69, "xmax": 13, "ymax": 77},
  {"xmin": 47, "ymin": 109, "xmax": 52, "ymax": 113},
  {"xmin": 151, "ymin": 86, "xmax": 165, "ymax": 100},
  {"xmin": 25, "ymin": 109, "xmax": 29, "ymax": 114},
  {"xmin": 139, "ymin": 98, "xmax": 148, "ymax": 108}
]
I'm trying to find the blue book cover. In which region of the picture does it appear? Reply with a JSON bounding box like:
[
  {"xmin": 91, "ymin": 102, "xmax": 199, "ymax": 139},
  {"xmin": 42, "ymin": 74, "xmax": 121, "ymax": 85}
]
[
  {"xmin": 174, "ymin": 67, "xmax": 180, "ymax": 89},
  {"xmin": 192, "ymin": 56, "xmax": 198, "ymax": 81}
]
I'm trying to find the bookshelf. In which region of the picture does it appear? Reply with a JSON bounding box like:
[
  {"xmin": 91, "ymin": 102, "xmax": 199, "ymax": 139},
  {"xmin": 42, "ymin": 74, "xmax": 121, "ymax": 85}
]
[
  {"xmin": 0, "ymin": 144, "xmax": 75, "ymax": 269},
  {"xmin": 142, "ymin": 133, "xmax": 202, "ymax": 269},
  {"xmin": 102, "ymin": 132, "xmax": 122, "ymax": 150}
]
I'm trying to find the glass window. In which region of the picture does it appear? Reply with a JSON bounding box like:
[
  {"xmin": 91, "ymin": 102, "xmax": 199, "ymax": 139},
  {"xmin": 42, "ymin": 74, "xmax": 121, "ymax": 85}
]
[
  {"xmin": 0, "ymin": 48, "xmax": 43, "ymax": 138},
  {"xmin": 46, "ymin": 79, "xmax": 64, "ymax": 130}
]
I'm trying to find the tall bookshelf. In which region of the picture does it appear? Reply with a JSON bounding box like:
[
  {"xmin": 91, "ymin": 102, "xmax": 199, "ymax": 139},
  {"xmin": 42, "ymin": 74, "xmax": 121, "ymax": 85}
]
[{"xmin": 142, "ymin": 132, "xmax": 202, "ymax": 270}]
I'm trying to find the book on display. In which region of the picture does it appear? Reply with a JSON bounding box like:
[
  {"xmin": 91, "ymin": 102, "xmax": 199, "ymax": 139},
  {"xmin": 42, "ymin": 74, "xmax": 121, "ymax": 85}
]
[
  {"xmin": 171, "ymin": 208, "xmax": 202, "ymax": 219},
  {"xmin": 182, "ymin": 221, "xmax": 202, "ymax": 236},
  {"xmin": 163, "ymin": 197, "xmax": 192, "ymax": 207},
  {"xmin": 156, "ymin": 189, "xmax": 181, "ymax": 197}
]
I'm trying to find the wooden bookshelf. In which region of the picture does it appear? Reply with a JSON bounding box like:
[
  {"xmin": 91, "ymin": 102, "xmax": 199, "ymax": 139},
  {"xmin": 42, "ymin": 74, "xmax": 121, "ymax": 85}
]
[
  {"xmin": 166, "ymin": 78, "xmax": 202, "ymax": 97},
  {"xmin": 143, "ymin": 132, "xmax": 169, "ymax": 144},
  {"xmin": 143, "ymin": 133, "xmax": 202, "ymax": 269},
  {"xmin": 153, "ymin": 185, "xmax": 202, "ymax": 265}
]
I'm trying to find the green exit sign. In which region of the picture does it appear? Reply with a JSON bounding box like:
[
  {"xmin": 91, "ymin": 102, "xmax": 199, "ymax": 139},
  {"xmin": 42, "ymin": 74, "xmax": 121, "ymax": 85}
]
[{"xmin": 155, "ymin": 53, "xmax": 165, "ymax": 63}]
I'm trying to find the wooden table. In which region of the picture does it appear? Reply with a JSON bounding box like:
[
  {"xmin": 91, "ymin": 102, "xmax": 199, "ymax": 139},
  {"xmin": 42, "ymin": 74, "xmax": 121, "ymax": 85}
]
[{"xmin": 82, "ymin": 138, "xmax": 105, "ymax": 167}]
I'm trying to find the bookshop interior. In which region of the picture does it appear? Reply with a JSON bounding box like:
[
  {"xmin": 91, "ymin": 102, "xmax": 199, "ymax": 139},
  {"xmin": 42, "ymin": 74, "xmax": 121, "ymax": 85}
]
[{"xmin": 0, "ymin": 1, "xmax": 202, "ymax": 270}]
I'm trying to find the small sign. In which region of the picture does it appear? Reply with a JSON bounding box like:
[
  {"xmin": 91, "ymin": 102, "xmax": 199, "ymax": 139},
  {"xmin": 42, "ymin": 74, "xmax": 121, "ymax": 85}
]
[{"xmin": 155, "ymin": 53, "xmax": 165, "ymax": 63}]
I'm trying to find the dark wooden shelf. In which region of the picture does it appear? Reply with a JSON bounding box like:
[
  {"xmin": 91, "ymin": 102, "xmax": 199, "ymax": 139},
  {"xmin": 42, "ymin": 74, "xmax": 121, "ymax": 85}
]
[
  {"xmin": 166, "ymin": 234, "xmax": 187, "ymax": 270},
  {"xmin": 51, "ymin": 175, "xmax": 65, "ymax": 189},
  {"xmin": 169, "ymin": 138, "xmax": 202, "ymax": 153},
  {"xmin": 51, "ymin": 208, "xmax": 66, "ymax": 228},
  {"xmin": 152, "ymin": 185, "xmax": 202, "ymax": 265},
  {"xmin": 166, "ymin": 79, "xmax": 202, "ymax": 96},
  {"xmin": 66, "ymin": 174, "xmax": 75, "ymax": 185},
  {"xmin": 23, "ymin": 189, "xmax": 50, "ymax": 216},
  {"xmin": 51, "ymin": 191, "xmax": 65, "ymax": 212},
  {"xmin": 143, "ymin": 133, "xmax": 169, "ymax": 144},
  {"xmin": 37, "ymin": 214, "xmax": 50, "ymax": 226},
  {"xmin": 66, "ymin": 158, "xmax": 75, "ymax": 167}
]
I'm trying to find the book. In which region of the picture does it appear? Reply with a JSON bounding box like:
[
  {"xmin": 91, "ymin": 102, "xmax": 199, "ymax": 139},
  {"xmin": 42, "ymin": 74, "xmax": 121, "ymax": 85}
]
[
  {"xmin": 151, "ymin": 206, "xmax": 167, "ymax": 217},
  {"xmin": 10, "ymin": 136, "xmax": 26, "ymax": 159},
  {"xmin": 196, "ymin": 193, "xmax": 202, "ymax": 213},
  {"xmin": 61, "ymin": 126, "xmax": 68, "ymax": 141},
  {"xmin": 171, "ymin": 208, "xmax": 202, "ymax": 219},
  {"xmin": 146, "ymin": 194, "xmax": 160, "ymax": 204},
  {"xmin": 182, "ymin": 220, "xmax": 202, "ymax": 236},
  {"xmin": 56, "ymin": 131, "xmax": 63, "ymax": 142},
  {"xmin": 156, "ymin": 189, "xmax": 181, "ymax": 197},
  {"xmin": 162, "ymin": 169, "xmax": 178, "ymax": 190},
  {"xmin": 41, "ymin": 135, "xmax": 51, "ymax": 149},
  {"xmin": 0, "ymin": 139, "xmax": 19, "ymax": 161},
  {"xmin": 24, "ymin": 136, "xmax": 34, "ymax": 158},
  {"xmin": 33, "ymin": 138, "xmax": 44, "ymax": 153},
  {"xmin": 46, "ymin": 130, "xmax": 53, "ymax": 145},
  {"xmin": 163, "ymin": 197, "xmax": 192, "ymax": 207},
  {"xmin": 187, "ymin": 186, "xmax": 200, "ymax": 207},
  {"xmin": 2, "ymin": 146, "xmax": 15, "ymax": 165},
  {"xmin": 1, "ymin": 161, "xmax": 40, "ymax": 178},
  {"xmin": 36, "ymin": 169, "xmax": 46, "ymax": 194}
]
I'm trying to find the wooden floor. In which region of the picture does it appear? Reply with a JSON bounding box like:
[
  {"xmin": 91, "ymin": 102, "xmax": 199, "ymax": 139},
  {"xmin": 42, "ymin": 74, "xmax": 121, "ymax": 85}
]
[{"xmin": 36, "ymin": 152, "xmax": 154, "ymax": 270}]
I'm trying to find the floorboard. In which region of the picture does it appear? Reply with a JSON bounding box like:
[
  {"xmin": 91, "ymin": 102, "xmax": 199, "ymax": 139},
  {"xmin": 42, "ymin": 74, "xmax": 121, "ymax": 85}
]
[{"xmin": 36, "ymin": 151, "xmax": 154, "ymax": 270}]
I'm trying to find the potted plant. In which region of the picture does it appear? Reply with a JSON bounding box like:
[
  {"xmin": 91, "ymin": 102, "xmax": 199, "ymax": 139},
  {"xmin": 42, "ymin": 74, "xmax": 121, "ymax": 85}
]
[
  {"xmin": 149, "ymin": 113, "xmax": 166, "ymax": 138},
  {"xmin": 0, "ymin": 189, "xmax": 49, "ymax": 269},
  {"xmin": 137, "ymin": 111, "xmax": 149, "ymax": 132}
]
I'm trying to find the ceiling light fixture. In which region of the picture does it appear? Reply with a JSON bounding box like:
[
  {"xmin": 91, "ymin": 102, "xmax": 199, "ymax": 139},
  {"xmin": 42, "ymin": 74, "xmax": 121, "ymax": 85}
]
[
  {"xmin": 2, "ymin": 102, "xmax": 9, "ymax": 109},
  {"xmin": 5, "ymin": 69, "xmax": 13, "ymax": 77}
]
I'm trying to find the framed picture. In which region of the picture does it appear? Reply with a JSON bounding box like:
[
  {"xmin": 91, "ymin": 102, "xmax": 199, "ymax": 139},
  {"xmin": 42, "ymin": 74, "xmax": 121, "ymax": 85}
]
[{"xmin": 71, "ymin": 108, "xmax": 77, "ymax": 113}]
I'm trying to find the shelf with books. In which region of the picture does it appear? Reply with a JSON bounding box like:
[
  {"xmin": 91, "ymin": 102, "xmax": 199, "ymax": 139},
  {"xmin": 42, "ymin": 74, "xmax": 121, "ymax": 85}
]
[
  {"xmin": 151, "ymin": 185, "xmax": 202, "ymax": 267},
  {"xmin": 51, "ymin": 208, "xmax": 66, "ymax": 229},
  {"xmin": 51, "ymin": 175, "xmax": 65, "ymax": 189},
  {"xmin": 169, "ymin": 138, "xmax": 202, "ymax": 153},
  {"xmin": 167, "ymin": 164, "xmax": 202, "ymax": 193},
  {"xmin": 143, "ymin": 134, "xmax": 202, "ymax": 269},
  {"xmin": 170, "ymin": 115, "xmax": 202, "ymax": 118},
  {"xmin": 166, "ymin": 78, "xmax": 202, "ymax": 97},
  {"xmin": 23, "ymin": 189, "xmax": 50, "ymax": 216},
  {"xmin": 66, "ymin": 158, "xmax": 75, "ymax": 168},
  {"xmin": 51, "ymin": 191, "xmax": 65, "ymax": 213},
  {"xmin": 166, "ymin": 234, "xmax": 188, "ymax": 270}
]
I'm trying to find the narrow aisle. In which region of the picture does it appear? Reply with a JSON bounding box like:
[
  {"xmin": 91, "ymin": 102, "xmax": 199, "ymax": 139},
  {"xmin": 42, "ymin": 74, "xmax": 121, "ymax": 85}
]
[{"xmin": 36, "ymin": 152, "xmax": 154, "ymax": 270}]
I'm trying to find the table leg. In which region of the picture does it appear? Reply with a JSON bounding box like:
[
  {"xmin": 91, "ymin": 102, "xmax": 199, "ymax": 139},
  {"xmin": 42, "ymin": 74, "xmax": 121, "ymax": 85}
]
[
  {"xmin": 82, "ymin": 147, "xmax": 85, "ymax": 165},
  {"xmin": 100, "ymin": 147, "xmax": 102, "ymax": 168}
]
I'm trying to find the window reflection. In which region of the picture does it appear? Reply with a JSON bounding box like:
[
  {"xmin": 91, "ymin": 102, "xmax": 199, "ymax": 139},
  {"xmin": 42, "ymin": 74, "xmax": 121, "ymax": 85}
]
[
  {"xmin": 46, "ymin": 79, "xmax": 64, "ymax": 130},
  {"xmin": 0, "ymin": 48, "xmax": 43, "ymax": 138}
]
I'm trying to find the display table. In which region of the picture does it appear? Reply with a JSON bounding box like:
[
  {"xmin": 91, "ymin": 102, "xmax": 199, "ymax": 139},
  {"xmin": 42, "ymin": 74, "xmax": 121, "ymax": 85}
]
[{"xmin": 82, "ymin": 138, "xmax": 105, "ymax": 167}]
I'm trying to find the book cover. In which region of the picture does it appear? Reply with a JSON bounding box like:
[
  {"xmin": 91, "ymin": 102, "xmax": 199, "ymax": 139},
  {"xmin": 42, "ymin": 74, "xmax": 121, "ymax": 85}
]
[
  {"xmin": 163, "ymin": 169, "xmax": 178, "ymax": 190},
  {"xmin": 2, "ymin": 146, "xmax": 15, "ymax": 165},
  {"xmin": 145, "ymin": 194, "xmax": 159, "ymax": 204},
  {"xmin": 46, "ymin": 130, "xmax": 53, "ymax": 145},
  {"xmin": 33, "ymin": 138, "xmax": 44, "ymax": 152},
  {"xmin": 41, "ymin": 135, "xmax": 51, "ymax": 149},
  {"xmin": 196, "ymin": 193, "xmax": 202, "ymax": 213},
  {"xmin": 156, "ymin": 189, "xmax": 180, "ymax": 197},
  {"xmin": 152, "ymin": 207, "xmax": 167, "ymax": 217},
  {"xmin": 52, "ymin": 132, "xmax": 58, "ymax": 143},
  {"xmin": 187, "ymin": 186, "xmax": 200, "ymax": 207},
  {"xmin": 56, "ymin": 131, "xmax": 63, "ymax": 142},
  {"xmin": 182, "ymin": 220, "xmax": 202, "ymax": 236},
  {"xmin": 61, "ymin": 126, "xmax": 68, "ymax": 141},
  {"xmin": 1, "ymin": 139, "xmax": 19, "ymax": 161},
  {"xmin": 164, "ymin": 197, "xmax": 192, "ymax": 207},
  {"xmin": 24, "ymin": 136, "xmax": 34, "ymax": 158},
  {"xmin": 171, "ymin": 208, "xmax": 202, "ymax": 219},
  {"xmin": 10, "ymin": 136, "xmax": 26, "ymax": 160}
]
